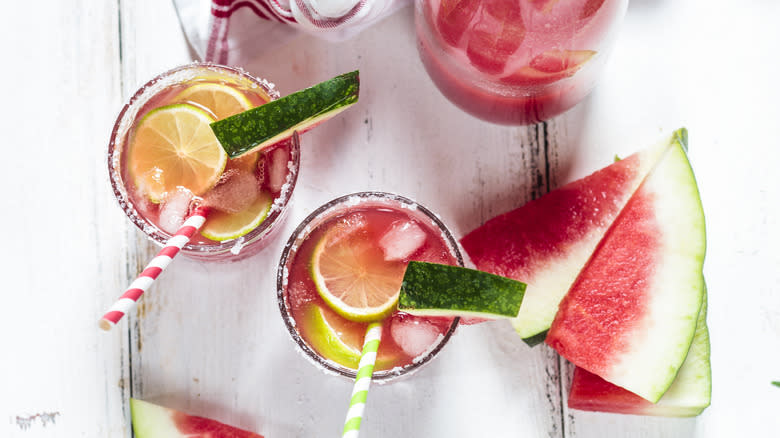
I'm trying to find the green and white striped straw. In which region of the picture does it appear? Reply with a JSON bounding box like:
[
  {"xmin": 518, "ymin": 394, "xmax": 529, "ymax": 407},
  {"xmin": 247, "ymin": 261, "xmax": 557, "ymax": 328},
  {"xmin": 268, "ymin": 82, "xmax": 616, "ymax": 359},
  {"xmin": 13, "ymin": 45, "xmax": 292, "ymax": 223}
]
[{"xmin": 342, "ymin": 321, "xmax": 383, "ymax": 438}]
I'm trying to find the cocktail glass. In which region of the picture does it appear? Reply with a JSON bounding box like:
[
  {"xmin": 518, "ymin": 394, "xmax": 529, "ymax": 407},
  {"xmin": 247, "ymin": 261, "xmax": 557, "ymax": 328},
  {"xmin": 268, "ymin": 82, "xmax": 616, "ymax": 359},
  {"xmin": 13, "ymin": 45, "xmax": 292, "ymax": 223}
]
[
  {"xmin": 108, "ymin": 63, "xmax": 300, "ymax": 262},
  {"xmin": 277, "ymin": 192, "xmax": 464, "ymax": 382},
  {"xmin": 416, "ymin": 0, "xmax": 628, "ymax": 125}
]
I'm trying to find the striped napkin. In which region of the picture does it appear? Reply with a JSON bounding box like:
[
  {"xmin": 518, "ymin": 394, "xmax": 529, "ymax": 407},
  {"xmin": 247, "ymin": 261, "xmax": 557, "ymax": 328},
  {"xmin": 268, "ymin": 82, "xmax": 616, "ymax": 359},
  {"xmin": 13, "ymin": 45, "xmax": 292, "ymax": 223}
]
[{"xmin": 173, "ymin": 0, "xmax": 409, "ymax": 64}]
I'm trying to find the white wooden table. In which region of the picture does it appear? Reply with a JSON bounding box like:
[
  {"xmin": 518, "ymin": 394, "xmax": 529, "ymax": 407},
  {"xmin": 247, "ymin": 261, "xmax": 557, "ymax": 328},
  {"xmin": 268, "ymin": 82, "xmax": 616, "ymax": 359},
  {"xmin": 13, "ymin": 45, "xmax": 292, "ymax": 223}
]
[{"xmin": 4, "ymin": 1, "xmax": 780, "ymax": 437}]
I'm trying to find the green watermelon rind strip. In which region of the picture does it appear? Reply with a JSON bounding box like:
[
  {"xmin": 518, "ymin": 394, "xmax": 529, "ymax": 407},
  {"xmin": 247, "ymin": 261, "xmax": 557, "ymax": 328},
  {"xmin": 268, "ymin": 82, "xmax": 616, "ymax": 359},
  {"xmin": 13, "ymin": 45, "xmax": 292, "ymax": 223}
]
[
  {"xmin": 211, "ymin": 71, "xmax": 360, "ymax": 158},
  {"xmin": 522, "ymin": 330, "xmax": 548, "ymax": 347},
  {"xmin": 399, "ymin": 261, "xmax": 526, "ymax": 318}
]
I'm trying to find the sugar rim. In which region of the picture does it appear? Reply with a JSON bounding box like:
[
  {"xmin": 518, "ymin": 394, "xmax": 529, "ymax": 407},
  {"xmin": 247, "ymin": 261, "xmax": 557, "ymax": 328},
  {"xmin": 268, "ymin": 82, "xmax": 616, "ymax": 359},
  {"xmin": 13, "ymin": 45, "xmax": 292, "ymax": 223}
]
[
  {"xmin": 276, "ymin": 191, "xmax": 463, "ymax": 383},
  {"xmin": 107, "ymin": 62, "xmax": 300, "ymax": 258}
]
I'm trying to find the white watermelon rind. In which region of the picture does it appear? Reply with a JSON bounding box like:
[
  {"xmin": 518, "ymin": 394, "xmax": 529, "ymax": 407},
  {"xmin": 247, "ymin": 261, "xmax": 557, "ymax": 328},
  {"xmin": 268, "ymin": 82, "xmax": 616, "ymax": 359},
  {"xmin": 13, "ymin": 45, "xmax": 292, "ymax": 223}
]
[
  {"xmin": 601, "ymin": 136, "xmax": 707, "ymax": 403},
  {"xmin": 646, "ymin": 285, "xmax": 711, "ymax": 416},
  {"xmin": 130, "ymin": 398, "xmax": 182, "ymax": 437}
]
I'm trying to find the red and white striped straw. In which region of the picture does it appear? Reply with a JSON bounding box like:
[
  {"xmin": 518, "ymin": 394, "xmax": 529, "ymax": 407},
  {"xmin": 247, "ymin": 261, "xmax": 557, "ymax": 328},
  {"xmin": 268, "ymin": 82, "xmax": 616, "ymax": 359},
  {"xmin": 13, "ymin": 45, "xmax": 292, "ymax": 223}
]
[{"xmin": 98, "ymin": 207, "xmax": 210, "ymax": 331}]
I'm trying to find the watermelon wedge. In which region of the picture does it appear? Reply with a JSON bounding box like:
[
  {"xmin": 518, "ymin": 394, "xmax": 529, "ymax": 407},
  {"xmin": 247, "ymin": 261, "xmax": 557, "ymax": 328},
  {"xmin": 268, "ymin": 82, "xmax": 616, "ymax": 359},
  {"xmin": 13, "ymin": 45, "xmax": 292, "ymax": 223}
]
[
  {"xmin": 568, "ymin": 290, "xmax": 711, "ymax": 416},
  {"xmin": 461, "ymin": 131, "xmax": 683, "ymax": 344},
  {"xmin": 546, "ymin": 138, "xmax": 706, "ymax": 403},
  {"xmin": 130, "ymin": 398, "xmax": 263, "ymax": 437}
]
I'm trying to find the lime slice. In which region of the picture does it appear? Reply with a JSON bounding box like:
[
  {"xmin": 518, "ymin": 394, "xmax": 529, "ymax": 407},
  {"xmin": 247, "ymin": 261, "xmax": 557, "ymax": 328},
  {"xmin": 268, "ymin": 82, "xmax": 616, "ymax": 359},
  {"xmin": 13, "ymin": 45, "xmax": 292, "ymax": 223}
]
[
  {"xmin": 176, "ymin": 83, "xmax": 259, "ymax": 173},
  {"xmin": 399, "ymin": 261, "xmax": 527, "ymax": 319},
  {"xmin": 200, "ymin": 191, "xmax": 272, "ymax": 241},
  {"xmin": 302, "ymin": 304, "xmax": 363, "ymax": 369},
  {"xmin": 301, "ymin": 304, "xmax": 398, "ymax": 370},
  {"xmin": 310, "ymin": 225, "xmax": 404, "ymax": 322},
  {"xmin": 211, "ymin": 71, "xmax": 359, "ymax": 158},
  {"xmin": 128, "ymin": 104, "xmax": 227, "ymax": 202}
]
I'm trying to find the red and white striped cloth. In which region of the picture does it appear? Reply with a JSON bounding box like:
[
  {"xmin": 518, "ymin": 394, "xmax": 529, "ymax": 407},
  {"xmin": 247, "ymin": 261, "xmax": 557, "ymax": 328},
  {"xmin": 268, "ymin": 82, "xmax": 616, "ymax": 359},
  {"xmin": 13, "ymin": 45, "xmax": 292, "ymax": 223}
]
[{"xmin": 173, "ymin": 0, "xmax": 409, "ymax": 65}]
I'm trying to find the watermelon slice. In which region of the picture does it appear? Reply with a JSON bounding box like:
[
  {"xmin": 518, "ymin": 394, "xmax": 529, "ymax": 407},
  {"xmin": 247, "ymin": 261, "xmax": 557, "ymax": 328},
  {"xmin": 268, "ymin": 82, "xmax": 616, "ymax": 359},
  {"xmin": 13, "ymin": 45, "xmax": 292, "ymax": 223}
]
[
  {"xmin": 461, "ymin": 131, "xmax": 682, "ymax": 345},
  {"xmin": 568, "ymin": 290, "xmax": 711, "ymax": 416},
  {"xmin": 546, "ymin": 138, "xmax": 706, "ymax": 403},
  {"xmin": 130, "ymin": 398, "xmax": 263, "ymax": 437}
]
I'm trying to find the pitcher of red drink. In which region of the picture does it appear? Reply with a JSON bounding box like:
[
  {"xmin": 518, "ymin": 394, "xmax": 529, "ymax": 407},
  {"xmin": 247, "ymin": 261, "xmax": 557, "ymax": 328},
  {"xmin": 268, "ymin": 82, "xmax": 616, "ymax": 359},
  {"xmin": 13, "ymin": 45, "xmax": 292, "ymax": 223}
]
[{"xmin": 416, "ymin": 0, "xmax": 628, "ymax": 125}]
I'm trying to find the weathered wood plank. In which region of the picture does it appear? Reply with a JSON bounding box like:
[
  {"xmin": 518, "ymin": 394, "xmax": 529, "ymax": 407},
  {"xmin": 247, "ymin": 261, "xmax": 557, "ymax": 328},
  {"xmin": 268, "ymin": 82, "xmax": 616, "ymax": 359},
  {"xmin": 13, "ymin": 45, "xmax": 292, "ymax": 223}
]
[
  {"xmin": 0, "ymin": 1, "xmax": 127, "ymax": 437},
  {"xmin": 117, "ymin": 0, "xmax": 196, "ymax": 435}
]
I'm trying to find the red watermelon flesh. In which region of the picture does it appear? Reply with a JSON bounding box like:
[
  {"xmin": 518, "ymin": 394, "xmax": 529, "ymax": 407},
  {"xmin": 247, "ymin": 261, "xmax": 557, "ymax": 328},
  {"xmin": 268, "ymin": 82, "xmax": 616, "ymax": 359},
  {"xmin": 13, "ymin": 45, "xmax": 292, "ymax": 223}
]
[
  {"xmin": 461, "ymin": 135, "xmax": 674, "ymax": 343},
  {"xmin": 547, "ymin": 134, "xmax": 706, "ymax": 403},
  {"xmin": 130, "ymin": 398, "xmax": 263, "ymax": 438},
  {"xmin": 568, "ymin": 291, "xmax": 711, "ymax": 416}
]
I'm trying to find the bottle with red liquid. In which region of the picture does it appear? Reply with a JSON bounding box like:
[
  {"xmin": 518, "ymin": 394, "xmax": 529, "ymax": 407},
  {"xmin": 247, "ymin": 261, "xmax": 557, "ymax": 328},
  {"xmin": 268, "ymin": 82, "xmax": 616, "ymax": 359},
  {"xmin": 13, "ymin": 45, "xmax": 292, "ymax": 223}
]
[{"xmin": 416, "ymin": 0, "xmax": 628, "ymax": 125}]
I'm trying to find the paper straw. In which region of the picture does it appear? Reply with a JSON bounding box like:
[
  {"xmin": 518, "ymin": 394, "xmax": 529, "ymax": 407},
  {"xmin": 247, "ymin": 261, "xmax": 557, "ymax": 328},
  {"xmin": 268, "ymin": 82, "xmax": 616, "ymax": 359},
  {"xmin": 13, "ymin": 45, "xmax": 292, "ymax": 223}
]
[
  {"xmin": 342, "ymin": 321, "xmax": 383, "ymax": 438},
  {"xmin": 98, "ymin": 207, "xmax": 210, "ymax": 331}
]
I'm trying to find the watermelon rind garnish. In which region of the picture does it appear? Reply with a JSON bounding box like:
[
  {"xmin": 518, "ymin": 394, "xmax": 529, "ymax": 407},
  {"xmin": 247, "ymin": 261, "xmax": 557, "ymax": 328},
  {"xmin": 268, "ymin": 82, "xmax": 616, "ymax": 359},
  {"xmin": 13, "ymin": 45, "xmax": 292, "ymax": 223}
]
[
  {"xmin": 547, "ymin": 133, "xmax": 706, "ymax": 403},
  {"xmin": 398, "ymin": 261, "xmax": 526, "ymax": 319},
  {"xmin": 211, "ymin": 71, "xmax": 359, "ymax": 158},
  {"xmin": 568, "ymin": 287, "xmax": 711, "ymax": 416}
]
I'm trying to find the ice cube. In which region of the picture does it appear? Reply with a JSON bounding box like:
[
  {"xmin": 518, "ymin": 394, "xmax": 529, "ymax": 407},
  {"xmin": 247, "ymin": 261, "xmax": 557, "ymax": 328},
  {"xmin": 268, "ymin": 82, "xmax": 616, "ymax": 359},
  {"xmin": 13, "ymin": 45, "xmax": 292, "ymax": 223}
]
[
  {"xmin": 324, "ymin": 212, "xmax": 368, "ymax": 247},
  {"xmin": 158, "ymin": 188, "xmax": 194, "ymax": 234},
  {"xmin": 436, "ymin": 0, "xmax": 480, "ymax": 47},
  {"xmin": 379, "ymin": 221, "xmax": 427, "ymax": 261},
  {"xmin": 264, "ymin": 146, "xmax": 289, "ymax": 194},
  {"xmin": 466, "ymin": 0, "xmax": 525, "ymax": 74},
  {"xmin": 203, "ymin": 169, "xmax": 259, "ymax": 214},
  {"xmin": 390, "ymin": 313, "xmax": 442, "ymax": 358}
]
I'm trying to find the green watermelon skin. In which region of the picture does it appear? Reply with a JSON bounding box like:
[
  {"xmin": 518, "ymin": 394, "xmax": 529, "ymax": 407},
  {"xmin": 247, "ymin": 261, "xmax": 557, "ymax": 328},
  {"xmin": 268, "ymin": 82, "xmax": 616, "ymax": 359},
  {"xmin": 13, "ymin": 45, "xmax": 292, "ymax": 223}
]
[
  {"xmin": 399, "ymin": 261, "xmax": 526, "ymax": 319},
  {"xmin": 130, "ymin": 398, "xmax": 263, "ymax": 438},
  {"xmin": 461, "ymin": 134, "xmax": 675, "ymax": 342},
  {"xmin": 547, "ymin": 138, "xmax": 706, "ymax": 403},
  {"xmin": 212, "ymin": 70, "xmax": 359, "ymax": 158},
  {"xmin": 568, "ymin": 291, "xmax": 711, "ymax": 416}
]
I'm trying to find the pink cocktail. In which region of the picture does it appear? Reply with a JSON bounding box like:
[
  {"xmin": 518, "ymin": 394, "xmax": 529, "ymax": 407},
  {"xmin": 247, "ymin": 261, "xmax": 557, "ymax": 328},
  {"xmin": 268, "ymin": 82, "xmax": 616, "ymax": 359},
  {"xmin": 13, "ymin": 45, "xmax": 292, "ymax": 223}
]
[
  {"xmin": 277, "ymin": 192, "xmax": 463, "ymax": 381},
  {"xmin": 108, "ymin": 63, "xmax": 299, "ymax": 262},
  {"xmin": 416, "ymin": 0, "xmax": 628, "ymax": 125}
]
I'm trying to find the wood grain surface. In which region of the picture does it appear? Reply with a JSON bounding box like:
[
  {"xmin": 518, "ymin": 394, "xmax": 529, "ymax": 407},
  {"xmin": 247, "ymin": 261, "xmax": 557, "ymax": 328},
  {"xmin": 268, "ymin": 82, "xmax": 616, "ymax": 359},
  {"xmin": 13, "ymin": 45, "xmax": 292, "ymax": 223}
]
[{"xmin": 3, "ymin": 0, "xmax": 780, "ymax": 437}]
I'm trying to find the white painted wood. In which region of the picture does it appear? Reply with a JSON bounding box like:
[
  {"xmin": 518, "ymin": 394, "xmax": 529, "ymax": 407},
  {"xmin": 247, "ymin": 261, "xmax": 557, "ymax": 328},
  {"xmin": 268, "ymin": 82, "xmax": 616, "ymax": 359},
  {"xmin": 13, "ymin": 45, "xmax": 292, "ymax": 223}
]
[
  {"xmin": 559, "ymin": 1, "xmax": 780, "ymax": 437},
  {"xmin": 5, "ymin": 0, "xmax": 780, "ymax": 437},
  {"xmin": 0, "ymin": 1, "xmax": 129, "ymax": 437}
]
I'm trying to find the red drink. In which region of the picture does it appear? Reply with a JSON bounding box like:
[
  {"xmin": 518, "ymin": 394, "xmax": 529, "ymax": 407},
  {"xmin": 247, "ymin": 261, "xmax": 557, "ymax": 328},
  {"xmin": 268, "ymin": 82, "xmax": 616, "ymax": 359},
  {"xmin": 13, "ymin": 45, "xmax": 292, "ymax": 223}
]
[
  {"xmin": 416, "ymin": 0, "xmax": 628, "ymax": 125},
  {"xmin": 108, "ymin": 64, "xmax": 299, "ymax": 261},
  {"xmin": 278, "ymin": 193, "xmax": 463, "ymax": 381}
]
